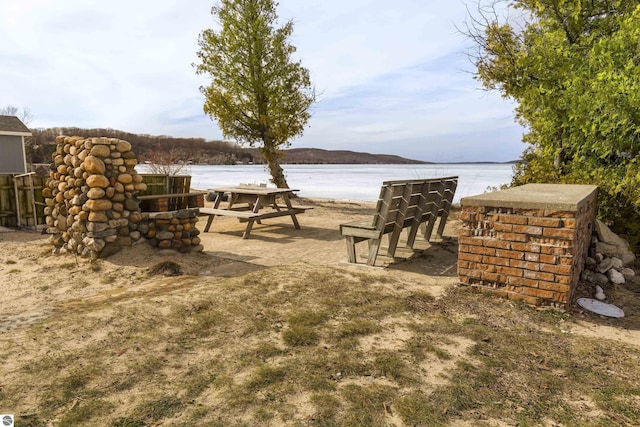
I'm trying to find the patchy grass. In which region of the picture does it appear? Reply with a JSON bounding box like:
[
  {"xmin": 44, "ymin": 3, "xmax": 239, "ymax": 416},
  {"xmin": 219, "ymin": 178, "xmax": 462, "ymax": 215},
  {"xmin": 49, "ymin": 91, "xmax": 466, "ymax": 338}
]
[
  {"xmin": 3, "ymin": 264, "xmax": 640, "ymax": 426},
  {"xmin": 148, "ymin": 261, "xmax": 183, "ymax": 277}
]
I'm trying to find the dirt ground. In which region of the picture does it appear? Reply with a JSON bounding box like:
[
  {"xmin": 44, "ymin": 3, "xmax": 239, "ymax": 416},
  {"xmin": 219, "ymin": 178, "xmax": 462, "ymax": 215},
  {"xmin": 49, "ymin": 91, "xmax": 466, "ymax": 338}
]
[
  {"xmin": 1, "ymin": 198, "xmax": 637, "ymax": 338},
  {"xmin": 1, "ymin": 198, "xmax": 639, "ymax": 425},
  {"xmin": 0, "ymin": 199, "xmax": 455, "ymax": 329}
]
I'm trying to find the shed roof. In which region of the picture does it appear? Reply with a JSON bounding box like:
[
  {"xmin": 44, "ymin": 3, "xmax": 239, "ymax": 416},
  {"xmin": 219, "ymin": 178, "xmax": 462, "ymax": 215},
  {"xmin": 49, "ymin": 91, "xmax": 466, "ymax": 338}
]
[{"xmin": 0, "ymin": 115, "xmax": 32, "ymax": 136}]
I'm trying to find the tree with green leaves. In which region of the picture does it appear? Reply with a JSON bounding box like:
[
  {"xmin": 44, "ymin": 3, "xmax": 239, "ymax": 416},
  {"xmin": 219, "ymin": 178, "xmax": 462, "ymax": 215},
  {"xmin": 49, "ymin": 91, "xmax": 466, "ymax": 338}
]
[
  {"xmin": 466, "ymin": 1, "xmax": 640, "ymax": 243},
  {"xmin": 195, "ymin": 0, "xmax": 315, "ymax": 188}
]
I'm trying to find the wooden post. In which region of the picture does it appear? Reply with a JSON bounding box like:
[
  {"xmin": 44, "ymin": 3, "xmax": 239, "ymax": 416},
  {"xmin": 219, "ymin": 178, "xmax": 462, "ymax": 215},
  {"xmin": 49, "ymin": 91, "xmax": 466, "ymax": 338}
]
[
  {"xmin": 12, "ymin": 172, "xmax": 39, "ymax": 228},
  {"xmin": 13, "ymin": 174, "xmax": 21, "ymax": 227},
  {"xmin": 28, "ymin": 173, "xmax": 38, "ymax": 227}
]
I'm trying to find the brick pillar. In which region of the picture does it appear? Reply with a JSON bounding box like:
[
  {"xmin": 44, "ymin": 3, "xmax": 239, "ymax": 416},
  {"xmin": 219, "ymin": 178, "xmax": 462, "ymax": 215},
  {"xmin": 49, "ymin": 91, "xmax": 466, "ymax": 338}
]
[{"xmin": 458, "ymin": 184, "xmax": 598, "ymax": 309}]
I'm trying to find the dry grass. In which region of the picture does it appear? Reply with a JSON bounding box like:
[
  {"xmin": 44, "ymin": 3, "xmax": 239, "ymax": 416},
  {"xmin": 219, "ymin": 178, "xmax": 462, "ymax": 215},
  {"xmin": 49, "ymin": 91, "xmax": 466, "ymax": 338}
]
[{"xmin": 1, "ymin": 263, "xmax": 640, "ymax": 426}]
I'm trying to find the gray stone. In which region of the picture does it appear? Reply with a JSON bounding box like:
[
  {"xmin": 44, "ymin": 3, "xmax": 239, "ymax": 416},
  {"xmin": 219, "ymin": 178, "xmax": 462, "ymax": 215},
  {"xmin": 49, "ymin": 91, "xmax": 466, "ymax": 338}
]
[
  {"xmin": 67, "ymin": 238, "xmax": 78, "ymax": 250},
  {"xmin": 585, "ymin": 257, "xmax": 597, "ymax": 267},
  {"xmin": 608, "ymin": 268, "xmax": 626, "ymax": 285},
  {"xmin": 87, "ymin": 228, "xmax": 117, "ymax": 238},
  {"xmin": 71, "ymin": 221, "xmax": 87, "ymax": 233},
  {"xmin": 460, "ymin": 183, "xmax": 598, "ymax": 211},
  {"xmin": 176, "ymin": 209, "xmax": 197, "ymax": 219},
  {"xmin": 595, "ymin": 241, "xmax": 636, "ymax": 265},
  {"xmin": 594, "ymin": 220, "xmax": 636, "ymax": 265},
  {"xmin": 137, "ymin": 223, "xmax": 150, "ymax": 234},
  {"xmin": 149, "ymin": 212, "xmax": 175, "ymax": 220},
  {"xmin": 190, "ymin": 244, "xmax": 204, "ymax": 252},
  {"xmin": 124, "ymin": 198, "xmax": 139, "ymax": 211},
  {"xmin": 108, "ymin": 219, "xmax": 128, "ymax": 229},
  {"xmin": 596, "ymin": 258, "xmax": 614, "ymax": 273},
  {"xmin": 129, "ymin": 231, "xmax": 141, "ymax": 240},
  {"xmin": 622, "ymin": 268, "xmax": 636, "ymax": 280},
  {"xmin": 71, "ymin": 194, "xmax": 88, "ymax": 206},
  {"xmin": 85, "ymin": 238, "xmax": 106, "ymax": 252},
  {"xmin": 87, "ymin": 222, "xmax": 110, "ymax": 233},
  {"xmin": 582, "ymin": 270, "xmax": 594, "ymax": 283},
  {"xmin": 133, "ymin": 236, "xmax": 147, "ymax": 245},
  {"xmin": 610, "ymin": 257, "xmax": 624, "ymax": 270},
  {"xmin": 596, "ymin": 220, "xmax": 622, "ymax": 246},
  {"xmin": 594, "ymin": 273, "xmax": 609, "ymax": 284},
  {"xmin": 156, "ymin": 231, "xmax": 175, "ymax": 240}
]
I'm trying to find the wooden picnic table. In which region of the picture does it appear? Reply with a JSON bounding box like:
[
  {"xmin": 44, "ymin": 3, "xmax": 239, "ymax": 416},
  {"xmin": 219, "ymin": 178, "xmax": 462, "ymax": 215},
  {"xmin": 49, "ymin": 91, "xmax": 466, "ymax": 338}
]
[{"xmin": 200, "ymin": 186, "xmax": 310, "ymax": 238}]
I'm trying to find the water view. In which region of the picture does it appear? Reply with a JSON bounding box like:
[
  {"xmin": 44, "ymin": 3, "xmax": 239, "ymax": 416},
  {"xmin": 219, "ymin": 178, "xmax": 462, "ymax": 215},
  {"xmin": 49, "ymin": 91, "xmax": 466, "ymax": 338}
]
[{"xmin": 138, "ymin": 163, "xmax": 514, "ymax": 204}]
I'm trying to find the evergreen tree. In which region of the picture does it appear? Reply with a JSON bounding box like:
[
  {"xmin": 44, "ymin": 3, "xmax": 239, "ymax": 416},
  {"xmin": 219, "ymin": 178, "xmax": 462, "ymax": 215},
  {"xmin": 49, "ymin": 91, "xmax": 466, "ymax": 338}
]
[{"xmin": 195, "ymin": 0, "xmax": 315, "ymax": 188}]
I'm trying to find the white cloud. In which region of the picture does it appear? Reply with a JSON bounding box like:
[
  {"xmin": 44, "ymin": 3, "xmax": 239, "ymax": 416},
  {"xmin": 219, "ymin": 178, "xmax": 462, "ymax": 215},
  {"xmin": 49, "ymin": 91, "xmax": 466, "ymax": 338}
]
[{"xmin": 0, "ymin": 0, "xmax": 524, "ymax": 162}]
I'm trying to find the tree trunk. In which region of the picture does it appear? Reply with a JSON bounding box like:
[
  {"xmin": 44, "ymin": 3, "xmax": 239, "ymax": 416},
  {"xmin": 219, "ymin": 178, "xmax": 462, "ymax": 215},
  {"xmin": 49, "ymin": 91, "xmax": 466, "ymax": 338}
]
[{"xmin": 260, "ymin": 146, "xmax": 289, "ymax": 188}]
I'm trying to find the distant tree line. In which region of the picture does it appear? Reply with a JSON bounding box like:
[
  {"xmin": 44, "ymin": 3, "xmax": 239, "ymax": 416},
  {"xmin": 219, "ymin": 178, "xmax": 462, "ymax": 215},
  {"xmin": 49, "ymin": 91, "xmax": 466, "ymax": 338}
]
[
  {"xmin": 24, "ymin": 127, "xmax": 423, "ymax": 167},
  {"xmin": 28, "ymin": 127, "xmax": 258, "ymax": 165}
]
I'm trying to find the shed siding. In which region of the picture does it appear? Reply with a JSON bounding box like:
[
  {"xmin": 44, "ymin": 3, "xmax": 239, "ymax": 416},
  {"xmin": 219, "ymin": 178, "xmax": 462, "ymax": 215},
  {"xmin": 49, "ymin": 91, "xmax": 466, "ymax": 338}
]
[{"xmin": 0, "ymin": 135, "xmax": 26, "ymax": 173}]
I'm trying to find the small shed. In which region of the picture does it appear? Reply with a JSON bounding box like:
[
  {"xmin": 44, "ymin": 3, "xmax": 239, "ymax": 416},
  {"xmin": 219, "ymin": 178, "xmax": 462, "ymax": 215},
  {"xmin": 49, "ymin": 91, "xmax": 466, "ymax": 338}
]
[{"xmin": 0, "ymin": 115, "xmax": 31, "ymax": 174}]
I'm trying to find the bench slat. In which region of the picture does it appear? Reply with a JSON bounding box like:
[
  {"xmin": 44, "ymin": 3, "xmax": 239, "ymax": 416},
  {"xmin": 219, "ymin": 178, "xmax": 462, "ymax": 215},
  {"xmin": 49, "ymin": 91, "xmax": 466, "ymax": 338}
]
[
  {"xmin": 199, "ymin": 208, "xmax": 261, "ymax": 219},
  {"xmin": 238, "ymin": 208, "xmax": 306, "ymax": 221},
  {"xmin": 275, "ymin": 204, "xmax": 314, "ymax": 210}
]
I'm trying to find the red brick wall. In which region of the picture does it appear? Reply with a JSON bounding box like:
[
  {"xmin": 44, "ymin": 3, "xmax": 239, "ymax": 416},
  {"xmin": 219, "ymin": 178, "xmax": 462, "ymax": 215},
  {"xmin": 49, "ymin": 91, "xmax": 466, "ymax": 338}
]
[{"xmin": 458, "ymin": 195, "xmax": 597, "ymax": 308}]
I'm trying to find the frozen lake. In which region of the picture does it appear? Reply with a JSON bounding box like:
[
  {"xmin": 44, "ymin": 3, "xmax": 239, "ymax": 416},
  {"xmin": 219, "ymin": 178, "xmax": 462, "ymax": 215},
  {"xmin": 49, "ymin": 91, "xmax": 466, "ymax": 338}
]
[{"xmin": 137, "ymin": 163, "xmax": 514, "ymax": 204}]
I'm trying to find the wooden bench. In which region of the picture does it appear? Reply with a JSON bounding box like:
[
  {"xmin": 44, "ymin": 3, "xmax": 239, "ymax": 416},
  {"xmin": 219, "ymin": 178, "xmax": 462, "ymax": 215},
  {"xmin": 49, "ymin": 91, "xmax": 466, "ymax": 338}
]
[{"xmin": 340, "ymin": 176, "xmax": 458, "ymax": 265}]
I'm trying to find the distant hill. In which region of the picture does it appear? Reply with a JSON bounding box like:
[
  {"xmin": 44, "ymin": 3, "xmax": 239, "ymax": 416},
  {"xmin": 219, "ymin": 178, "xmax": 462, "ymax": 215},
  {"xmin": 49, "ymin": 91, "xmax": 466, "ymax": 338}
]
[
  {"xmin": 280, "ymin": 148, "xmax": 428, "ymax": 164},
  {"xmin": 28, "ymin": 127, "xmax": 428, "ymax": 165}
]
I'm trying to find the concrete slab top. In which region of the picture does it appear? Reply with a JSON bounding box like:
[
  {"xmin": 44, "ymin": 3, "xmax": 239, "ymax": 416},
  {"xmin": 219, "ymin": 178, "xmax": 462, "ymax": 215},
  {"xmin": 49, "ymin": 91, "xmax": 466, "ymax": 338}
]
[{"xmin": 460, "ymin": 183, "xmax": 598, "ymax": 211}]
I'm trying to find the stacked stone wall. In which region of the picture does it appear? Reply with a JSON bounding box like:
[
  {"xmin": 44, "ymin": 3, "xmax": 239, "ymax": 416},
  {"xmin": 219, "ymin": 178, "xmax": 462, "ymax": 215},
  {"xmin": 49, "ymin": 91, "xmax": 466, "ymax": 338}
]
[
  {"xmin": 458, "ymin": 194, "xmax": 597, "ymax": 308},
  {"xmin": 43, "ymin": 136, "xmax": 147, "ymax": 258},
  {"xmin": 138, "ymin": 209, "xmax": 203, "ymax": 253}
]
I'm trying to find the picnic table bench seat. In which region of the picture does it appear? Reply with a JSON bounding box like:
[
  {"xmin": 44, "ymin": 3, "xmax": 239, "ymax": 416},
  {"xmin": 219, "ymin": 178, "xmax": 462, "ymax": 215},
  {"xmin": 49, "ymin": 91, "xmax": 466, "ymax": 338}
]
[{"xmin": 340, "ymin": 176, "xmax": 458, "ymax": 266}]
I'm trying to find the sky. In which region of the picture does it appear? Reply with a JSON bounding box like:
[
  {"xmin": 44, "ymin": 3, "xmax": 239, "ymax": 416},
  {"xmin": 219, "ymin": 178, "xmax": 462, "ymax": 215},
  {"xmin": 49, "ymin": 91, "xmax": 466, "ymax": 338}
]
[{"xmin": 0, "ymin": 0, "xmax": 526, "ymax": 163}]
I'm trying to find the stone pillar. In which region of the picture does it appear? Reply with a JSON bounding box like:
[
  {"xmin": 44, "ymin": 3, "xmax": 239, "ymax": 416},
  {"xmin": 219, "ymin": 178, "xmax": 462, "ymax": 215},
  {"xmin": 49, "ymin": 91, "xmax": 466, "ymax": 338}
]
[
  {"xmin": 43, "ymin": 136, "xmax": 147, "ymax": 258},
  {"xmin": 458, "ymin": 184, "xmax": 598, "ymax": 308}
]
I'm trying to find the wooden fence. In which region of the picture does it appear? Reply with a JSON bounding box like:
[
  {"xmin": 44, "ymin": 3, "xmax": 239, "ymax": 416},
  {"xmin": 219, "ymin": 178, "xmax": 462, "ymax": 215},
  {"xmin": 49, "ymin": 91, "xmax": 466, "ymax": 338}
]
[
  {"xmin": 138, "ymin": 175, "xmax": 192, "ymax": 211},
  {"xmin": 0, "ymin": 174, "xmax": 47, "ymax": 228},
  {"xmin": 0, "ymin": 174, "xmax": 194, "ymax": 227}
]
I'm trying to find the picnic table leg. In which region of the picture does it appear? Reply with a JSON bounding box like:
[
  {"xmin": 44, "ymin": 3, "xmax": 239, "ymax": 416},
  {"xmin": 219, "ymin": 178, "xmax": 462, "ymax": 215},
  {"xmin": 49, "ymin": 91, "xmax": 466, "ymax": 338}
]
[
  {"xmin": 282, "ymin": 193, "xmax": 301, "ymax": 229},
  {"xmin": 204, "ymin": 191, "xmax": 224, "ymax": 232},
  {"xmin": 242, "ymin": 195, "xmax": 267, "ymax": 238},
  {"xmin": 247, "ymin": 203, "xmax": 263, "ymax": 224},
  {"xmin": 204, "ymin": 214, "xmax": 215, "ymax": 232}
]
